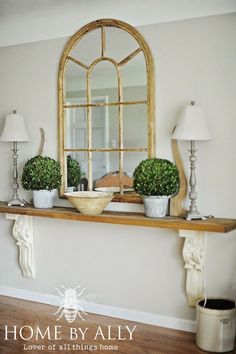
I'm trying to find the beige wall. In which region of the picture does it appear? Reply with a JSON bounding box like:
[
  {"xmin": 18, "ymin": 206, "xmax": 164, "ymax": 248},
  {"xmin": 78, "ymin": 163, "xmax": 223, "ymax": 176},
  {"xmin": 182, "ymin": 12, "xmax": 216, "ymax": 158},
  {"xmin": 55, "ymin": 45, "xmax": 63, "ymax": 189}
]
[{"xmin": 0, "ymin": 13, "xmax": 236, "ymax": 321}]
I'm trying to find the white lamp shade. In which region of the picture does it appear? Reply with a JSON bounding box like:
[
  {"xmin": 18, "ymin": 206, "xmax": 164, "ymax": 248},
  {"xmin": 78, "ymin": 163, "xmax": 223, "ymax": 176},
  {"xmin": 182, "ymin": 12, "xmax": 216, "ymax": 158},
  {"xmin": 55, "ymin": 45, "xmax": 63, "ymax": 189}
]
[
  {"xmin": 0, "ymin": 112, "xmax": 29, "ymax": 142},
  {"xmin": 172, "ymin": 103, "xmax": 211, "ymax": 141}
]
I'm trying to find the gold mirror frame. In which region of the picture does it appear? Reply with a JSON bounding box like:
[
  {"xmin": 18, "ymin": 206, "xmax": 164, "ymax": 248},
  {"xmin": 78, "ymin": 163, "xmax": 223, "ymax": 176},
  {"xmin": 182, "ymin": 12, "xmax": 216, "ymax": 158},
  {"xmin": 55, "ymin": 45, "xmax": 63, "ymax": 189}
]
[{"xmin": 58, "ymin": 19, "xmax": 155, "ymax": 202}]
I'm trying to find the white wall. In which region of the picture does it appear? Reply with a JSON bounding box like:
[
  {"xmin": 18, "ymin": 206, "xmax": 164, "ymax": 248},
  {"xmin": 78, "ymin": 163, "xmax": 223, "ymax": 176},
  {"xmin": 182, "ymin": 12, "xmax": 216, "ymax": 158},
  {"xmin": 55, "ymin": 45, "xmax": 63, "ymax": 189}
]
[
  {"xmin": 1, "ymin": 0, "xmax": 236, "ymax": 47},
  {"xmin": 0, "ymin": 13, "xmax": 236, "ymax": 322}
]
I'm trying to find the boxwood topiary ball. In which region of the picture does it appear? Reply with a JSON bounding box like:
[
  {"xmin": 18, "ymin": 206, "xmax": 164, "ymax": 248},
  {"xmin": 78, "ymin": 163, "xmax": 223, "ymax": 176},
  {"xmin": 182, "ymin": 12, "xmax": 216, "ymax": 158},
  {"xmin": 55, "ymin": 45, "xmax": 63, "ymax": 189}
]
[
  {"xmin": 133, "ymin": 158, "xmax": 179, "ymax": 196},
  {"xmin": 21, "ymin": 155, "xmax": 62, "ymax": 191}
]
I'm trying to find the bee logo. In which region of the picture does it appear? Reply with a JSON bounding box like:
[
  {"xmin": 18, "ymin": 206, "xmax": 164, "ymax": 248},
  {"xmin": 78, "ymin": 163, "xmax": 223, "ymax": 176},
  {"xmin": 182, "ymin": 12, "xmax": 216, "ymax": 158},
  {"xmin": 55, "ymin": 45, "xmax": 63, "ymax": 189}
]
[{"xmin": 54, "ymin": 285, "xmax": 87, "ymax": 323}]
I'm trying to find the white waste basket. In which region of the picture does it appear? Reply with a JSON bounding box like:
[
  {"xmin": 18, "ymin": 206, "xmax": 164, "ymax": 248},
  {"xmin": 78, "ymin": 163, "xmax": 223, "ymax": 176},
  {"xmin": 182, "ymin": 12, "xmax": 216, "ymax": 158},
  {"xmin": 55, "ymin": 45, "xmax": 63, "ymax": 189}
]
[{"xmin": 196, "ymin": 298, "xmax": 236, "ymax": 352}]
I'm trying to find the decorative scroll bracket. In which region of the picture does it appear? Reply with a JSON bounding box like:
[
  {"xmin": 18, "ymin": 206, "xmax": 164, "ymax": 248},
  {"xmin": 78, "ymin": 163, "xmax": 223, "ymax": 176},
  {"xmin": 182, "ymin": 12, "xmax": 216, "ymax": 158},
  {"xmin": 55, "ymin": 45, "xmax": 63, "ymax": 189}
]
[
  {"xmin": 6, "ymin": 213, "xmax": 35, "ymax": 278},
  {"xmin": 179, "ymin": 229, "xmax": 206, "ymax": 307}
]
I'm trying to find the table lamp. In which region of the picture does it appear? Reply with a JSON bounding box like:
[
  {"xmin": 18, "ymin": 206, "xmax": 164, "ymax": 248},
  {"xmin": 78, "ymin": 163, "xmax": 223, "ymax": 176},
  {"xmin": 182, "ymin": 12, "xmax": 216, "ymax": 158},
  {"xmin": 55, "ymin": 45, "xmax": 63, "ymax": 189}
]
[
  {"xmin": 0, "ymin": 110, "xmax": 29, "ymax": 206},
  {"xmin": 172, "ymin": 101, "xmax": 211, "ymax": 220}
]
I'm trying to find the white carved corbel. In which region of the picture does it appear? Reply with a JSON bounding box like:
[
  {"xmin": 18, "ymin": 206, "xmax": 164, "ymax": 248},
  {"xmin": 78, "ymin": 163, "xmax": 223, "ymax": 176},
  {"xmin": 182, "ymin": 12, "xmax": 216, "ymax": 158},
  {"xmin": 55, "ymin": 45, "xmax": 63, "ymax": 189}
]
[
  {"xmin": 6, "ymin": 213, "xmax": 35, "ymax": 278},
  {"xmin": 179, "ymin": 229, "xmax": 206, "ymax": 307}
]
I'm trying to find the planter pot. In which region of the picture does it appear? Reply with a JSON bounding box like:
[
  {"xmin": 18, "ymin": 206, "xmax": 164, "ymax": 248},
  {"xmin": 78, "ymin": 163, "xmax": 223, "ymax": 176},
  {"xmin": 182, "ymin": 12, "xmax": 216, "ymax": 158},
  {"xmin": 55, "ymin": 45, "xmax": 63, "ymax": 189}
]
[
  {"xmin": 196, "ymin": 298, "xmax": 236, "ymax": 352},
  {"xmin": 33, "ymin": 190, "xmax": 55, "ymax": 209},
  {"xmin": 143, "ymin": 196, "xmax": 169, "ymax": 218}
]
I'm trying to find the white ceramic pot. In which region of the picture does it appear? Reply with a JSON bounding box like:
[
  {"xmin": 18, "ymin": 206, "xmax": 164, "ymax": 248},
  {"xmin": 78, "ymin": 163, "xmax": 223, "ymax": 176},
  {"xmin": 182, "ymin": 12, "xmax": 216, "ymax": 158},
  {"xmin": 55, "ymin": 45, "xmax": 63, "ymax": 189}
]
[
  {"xmin": 196, "ymin": 298, "xmax": 236, "ymax": 352},
  {"xmin": 33, "ymin": 190, "xmax": 55, "ymax": 208},
  {"xmin": 143, "ymin": 196, "xmax": 169, "ymax": 218}
]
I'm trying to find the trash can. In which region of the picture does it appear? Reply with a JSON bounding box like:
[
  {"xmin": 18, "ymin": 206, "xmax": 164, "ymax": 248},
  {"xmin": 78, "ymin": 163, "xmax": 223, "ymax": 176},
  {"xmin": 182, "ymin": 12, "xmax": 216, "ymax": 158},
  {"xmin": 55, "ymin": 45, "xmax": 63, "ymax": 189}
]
[{"xmin": 196, "ymin": 298, "xmax": 236, "ymax": 352}]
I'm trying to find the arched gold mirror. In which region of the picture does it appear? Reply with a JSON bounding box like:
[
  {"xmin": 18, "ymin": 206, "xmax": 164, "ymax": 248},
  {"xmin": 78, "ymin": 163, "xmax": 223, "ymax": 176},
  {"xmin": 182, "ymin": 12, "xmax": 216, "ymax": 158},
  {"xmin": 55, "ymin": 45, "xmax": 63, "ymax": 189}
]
[{"xmin": 58, "ymin": 19, "xmax": 155, "ymax": 202}]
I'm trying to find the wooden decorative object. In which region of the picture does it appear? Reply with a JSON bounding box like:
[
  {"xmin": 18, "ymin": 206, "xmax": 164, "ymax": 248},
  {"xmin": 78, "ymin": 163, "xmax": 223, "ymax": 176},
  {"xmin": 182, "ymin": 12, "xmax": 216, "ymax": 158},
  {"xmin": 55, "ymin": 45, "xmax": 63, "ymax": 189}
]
[
  {"xmin": 95, "ymin": 173, "xmax": 133, "ymax": 189},
  {"xmin": 170, "ymin": 138, "xmax": 188, "ymax": 217},
  {"xmin": 38, "ymin": 128, "xmax": 46, "ymax": 156}
]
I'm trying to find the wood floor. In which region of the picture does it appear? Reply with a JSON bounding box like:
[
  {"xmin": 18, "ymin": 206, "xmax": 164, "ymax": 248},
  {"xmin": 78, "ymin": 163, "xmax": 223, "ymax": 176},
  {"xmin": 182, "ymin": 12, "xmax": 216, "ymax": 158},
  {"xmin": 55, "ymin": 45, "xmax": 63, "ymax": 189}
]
[{"xmin": 0, "ymin": 295, "xmax": 233, "ymax": 354}]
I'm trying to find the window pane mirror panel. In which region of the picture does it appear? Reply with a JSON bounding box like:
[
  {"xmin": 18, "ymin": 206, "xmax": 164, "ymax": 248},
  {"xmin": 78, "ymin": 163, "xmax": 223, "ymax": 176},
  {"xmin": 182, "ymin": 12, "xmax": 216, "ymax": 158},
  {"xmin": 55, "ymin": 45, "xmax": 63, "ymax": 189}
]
[
  {"xmin": 65, "ymin": 108, "xmax": 87, "ymax": 149},
  {"xmin": 123, "ymin": 104, "xmax": 147, "ymax": 149},
  {"xmin": 122, "ymin": 53, "xmax": 147, "ymax": 101},
  {"xmin": 65, "ymin": 152, "xmax": 88, "ymax": 191},
  {"xmin": 123, "ymin": 151, "xmax": 147, "ymax": 178},
  {"xmin": 93, "ymin": 151, "xmax": 119, "ymax": 186},
  {"xmin": 64, "ymin": 61, "xmax": 87, "ymax": 102},
  {"xmin": 123, "ymin": 85, "xmax": 147, "ymax": 104},
  {"xmin": 91, "ymin": 105, "xmax": 119, "ymax": 149},
  {"xmin": 106, "ymin": 27, "xmax": 139, "ymax": 62},
  {"xmin": 69, "ymin": 29, "xmax": 101, "ymax": 66},
  {"xmin": 90, "ymin": 88, "xmax": 118, "ymax": 104},
  {"xmin": 90, "ymin": 61, "xmax": 118, "ymax": 102}
]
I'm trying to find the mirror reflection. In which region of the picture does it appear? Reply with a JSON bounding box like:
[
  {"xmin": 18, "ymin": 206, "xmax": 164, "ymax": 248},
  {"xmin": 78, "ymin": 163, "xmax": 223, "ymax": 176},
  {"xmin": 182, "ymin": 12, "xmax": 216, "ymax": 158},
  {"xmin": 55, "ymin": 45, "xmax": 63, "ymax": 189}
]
[{"xmin": 59, "ymin": 19, "xmax": 154, "ymax": 198}]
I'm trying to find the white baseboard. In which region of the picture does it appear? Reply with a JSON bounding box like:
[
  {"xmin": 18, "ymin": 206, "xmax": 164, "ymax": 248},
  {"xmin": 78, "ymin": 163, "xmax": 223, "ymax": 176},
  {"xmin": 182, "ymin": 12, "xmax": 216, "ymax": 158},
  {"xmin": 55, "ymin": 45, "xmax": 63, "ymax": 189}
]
[{"xmin": 0, "ymin": 285, "xmax": 196, "ymax": 333}]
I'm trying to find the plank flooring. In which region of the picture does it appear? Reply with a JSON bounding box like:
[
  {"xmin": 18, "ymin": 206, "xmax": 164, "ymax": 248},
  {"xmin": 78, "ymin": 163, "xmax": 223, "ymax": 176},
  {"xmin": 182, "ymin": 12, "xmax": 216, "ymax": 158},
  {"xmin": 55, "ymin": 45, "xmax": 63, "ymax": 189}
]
[{"xmin": 0, "ymin": 295, "xmax": 234, "ymax": 354}]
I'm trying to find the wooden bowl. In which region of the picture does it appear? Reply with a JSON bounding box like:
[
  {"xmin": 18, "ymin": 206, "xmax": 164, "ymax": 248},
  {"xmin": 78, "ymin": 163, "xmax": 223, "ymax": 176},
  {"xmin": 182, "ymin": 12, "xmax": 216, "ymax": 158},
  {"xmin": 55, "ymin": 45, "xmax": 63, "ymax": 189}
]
[{"xmin": 65, "ymin": 191, "xmax": 113, "ymax": 215}]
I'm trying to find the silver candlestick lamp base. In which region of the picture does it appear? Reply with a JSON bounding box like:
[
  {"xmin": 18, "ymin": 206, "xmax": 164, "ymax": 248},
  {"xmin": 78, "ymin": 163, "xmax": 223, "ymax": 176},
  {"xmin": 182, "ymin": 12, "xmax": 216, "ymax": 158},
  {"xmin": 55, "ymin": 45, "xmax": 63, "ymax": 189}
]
[
  {"xmin": 8, "ymin": 141, "xmax": 25, "ymax": 206},
  {"xmin": 186, "ymin": 140, "xmax": 206, "ymax": 221}
]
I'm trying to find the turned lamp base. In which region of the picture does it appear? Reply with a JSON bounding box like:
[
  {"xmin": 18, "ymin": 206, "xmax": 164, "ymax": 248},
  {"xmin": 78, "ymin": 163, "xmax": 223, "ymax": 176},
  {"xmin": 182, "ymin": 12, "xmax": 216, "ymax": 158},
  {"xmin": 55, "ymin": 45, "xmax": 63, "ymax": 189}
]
[{"xmin": 186, "ymin": 210, "xmax": 207, "ymax": 221}]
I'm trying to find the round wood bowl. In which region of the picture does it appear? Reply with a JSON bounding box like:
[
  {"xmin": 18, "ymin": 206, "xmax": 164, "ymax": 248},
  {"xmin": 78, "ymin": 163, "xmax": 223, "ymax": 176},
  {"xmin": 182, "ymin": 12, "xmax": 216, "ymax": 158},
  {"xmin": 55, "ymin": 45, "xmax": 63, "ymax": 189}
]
[{"xmin": 65, "ymin": 191, "xmax": 113, "ymax": 215}]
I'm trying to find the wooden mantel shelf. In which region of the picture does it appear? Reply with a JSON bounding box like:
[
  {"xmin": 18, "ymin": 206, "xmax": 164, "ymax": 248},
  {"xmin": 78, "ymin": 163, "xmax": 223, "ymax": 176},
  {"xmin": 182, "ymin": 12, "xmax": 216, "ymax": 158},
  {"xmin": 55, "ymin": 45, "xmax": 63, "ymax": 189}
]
[
  {"xmin": 1, "ymin": 201, "xmax": 236, "ymax": 306},
  {"xmin": 0, "ymin": 202, "xmax": 236, "ymax": 233}
]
